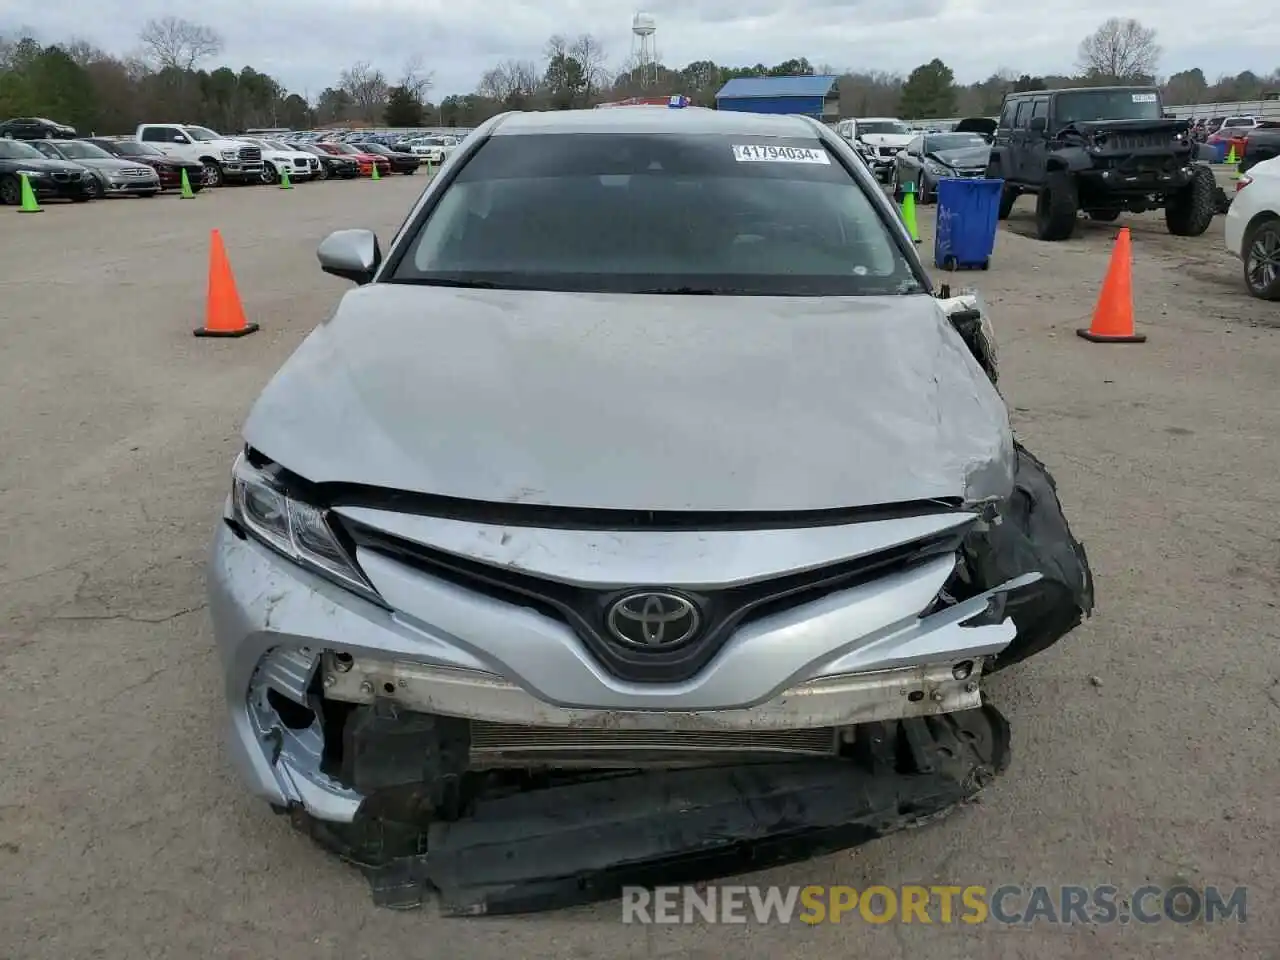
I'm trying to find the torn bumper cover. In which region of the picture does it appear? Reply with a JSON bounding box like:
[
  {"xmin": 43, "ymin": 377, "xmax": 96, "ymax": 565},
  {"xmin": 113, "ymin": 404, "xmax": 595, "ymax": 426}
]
[
  {"xmin": 207, "ymin": 440, "xmax": 1092, "ymax": 914},
  {"xmin": 298, "ymin": 705, "xmax": 1010, "ymax": 915}
]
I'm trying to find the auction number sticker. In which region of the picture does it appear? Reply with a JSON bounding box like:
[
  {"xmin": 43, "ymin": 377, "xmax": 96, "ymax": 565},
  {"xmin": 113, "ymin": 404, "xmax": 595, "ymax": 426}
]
[
  {"xmin": 732, "ymin": 144, "xmax": 831, "ymax": 164},
  {"xmin": 1131, "ymin": 93, "xmax": 1158, "ymax": 102}
]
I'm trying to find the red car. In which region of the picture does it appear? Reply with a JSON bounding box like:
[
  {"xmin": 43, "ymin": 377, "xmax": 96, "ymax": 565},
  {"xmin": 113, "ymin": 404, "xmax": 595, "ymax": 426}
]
[
  {"xmin": 316, "ymin": 142, "xmax": 390, "ymax": 177},
  {"xmin": 85, "ymin": 137, "xmax": 206, "ymax": 192}
]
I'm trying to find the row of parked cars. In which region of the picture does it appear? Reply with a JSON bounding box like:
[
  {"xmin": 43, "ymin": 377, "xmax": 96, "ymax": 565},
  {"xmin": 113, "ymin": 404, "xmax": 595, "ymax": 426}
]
[{"xmin": 0, "ymin": 116, "xmax": 459, "ymax": 204}]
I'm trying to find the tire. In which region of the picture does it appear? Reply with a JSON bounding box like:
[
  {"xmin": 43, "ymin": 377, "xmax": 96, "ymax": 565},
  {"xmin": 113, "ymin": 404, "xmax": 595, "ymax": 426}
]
[
  {"xmin": 890, "ymin": 165, "xmax": 903, "ymax": 202},
  {"xmin": 997, "ymin": 184, "xmax": 1017, "ymax": 220},
  {"xmin": 403, "ymin": 168, "xmax": 415, "ymax": 175},
  {"xmin": 1086, "ymin": 209, "xmax": 1121, "ymax": 222},
  {"xmin": 0, "ymin": 175, "xmax": 20, "ymax": 205},
  {"xmin": 261, "ymin": 163, "xmax": 279, "ymax": 185},
  {"xmin": 202, "ymin": 161, "xmax": 223, "ymax": 187},
  {"xmin": 1242, "ymin": 216, "xmax": 1280, "ymax": 300},
  {"xmin": 1165, "ymin": 164, "xmax": 1216, "ymax": 237},
  {"xmin": 85, "ymin": 176, "xmax": 104, "ymax": 200},
  {"xmin": 71, "ymin": 195, "xmax": 90, "ymax": 203},
  {"xmin": 316, "ymin": 164, "xmax": 329, "ymax": 181},
  {"xmin": 1035, "ymin": 171, "xmax": 1078, "ymax": 241},
  {"xmin": 916, "ymin": 174, "xmax": 932, "ymax": 206}
]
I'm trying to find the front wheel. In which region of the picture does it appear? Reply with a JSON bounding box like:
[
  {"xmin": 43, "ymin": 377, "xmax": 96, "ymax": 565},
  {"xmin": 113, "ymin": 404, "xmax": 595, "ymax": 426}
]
[
  {"xmin": 316, "ymin": 164, "xmax": 329, "ymax": 181},
  {"xmin": 1165, "ymin": 165, "xmax": 1216, "ymax": 237},
  {"xmin": 1035, "ymin": 172, "xmax": 1078, "ymax": 241},
  {"xmin": 890, "ymin": 166, "xmax": 903, "ymax": 202},
  {"xmin": 0, "ymin": 175, "xmax": 21, "ymax": 205},
  {"xmin": 1243, "ymin": 217, "xmax": 1280, "ymax": 300},
  {"xmin": 85, "ymin": 176, "xmax": 104, "ymax": 199},
  {"xmin": 261, "ymin": 163, "xmax": 279, "ymax": 185},
  {"xmin": 916, "ymin": 174, "xmax": 932, "ymax": 205},
  {"xmin": 202, "ymin": 161, "xmax": 223, "ymax": 187}
]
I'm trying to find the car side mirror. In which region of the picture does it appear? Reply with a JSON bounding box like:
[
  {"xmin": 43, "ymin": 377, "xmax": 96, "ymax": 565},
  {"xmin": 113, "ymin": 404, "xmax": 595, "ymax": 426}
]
[
  {"xmin": 1028, "ymin": 117, "xmax": 1048, "ymax": 134},
  {"xmin": 318, "ymin": 229, "xmax": 381, "ymax": 285}
]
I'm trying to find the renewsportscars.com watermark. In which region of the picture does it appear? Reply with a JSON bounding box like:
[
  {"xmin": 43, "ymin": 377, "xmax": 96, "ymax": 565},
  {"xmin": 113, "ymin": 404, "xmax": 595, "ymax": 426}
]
[{"xmin": 621, "ymin": 884, "xmax": 1248, "ymax": 925}]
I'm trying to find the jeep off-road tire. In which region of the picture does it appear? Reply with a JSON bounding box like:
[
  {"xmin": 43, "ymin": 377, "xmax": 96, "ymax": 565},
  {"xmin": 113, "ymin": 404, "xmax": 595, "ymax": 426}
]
[
  {"xmin": 1035, "ymin": 171, "xmax": 1078, "ymax": 241},
  {"xmin": 997, "ymin": 184, "xmax": 1017, "ymax": 220},
  {"xmin": 1165, "ymin": 164, "xmax": 1216, "ymax": 237}
]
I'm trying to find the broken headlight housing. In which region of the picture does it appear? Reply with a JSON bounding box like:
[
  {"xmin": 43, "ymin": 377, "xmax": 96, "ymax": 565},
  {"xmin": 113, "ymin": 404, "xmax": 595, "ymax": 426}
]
[{"xmin": 230, "ymin": 451, "xmax": 382, "ymax": 603}]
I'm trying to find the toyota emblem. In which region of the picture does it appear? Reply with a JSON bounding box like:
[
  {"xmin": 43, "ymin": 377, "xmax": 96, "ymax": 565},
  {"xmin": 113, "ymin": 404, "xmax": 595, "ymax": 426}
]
[{"xmin": 606, "ymin": 592, "xmax": 700, "ymax": 649}]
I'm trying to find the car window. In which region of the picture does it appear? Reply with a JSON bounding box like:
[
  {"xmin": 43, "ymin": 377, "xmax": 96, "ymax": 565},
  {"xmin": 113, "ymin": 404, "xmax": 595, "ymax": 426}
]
[
  {"xmin": 1054, "ymin": 90, "xmax": 1162, "ymax": 125},
  {"xmin": 1012, "ymin": 101, "xmax": 1031, "ymax": 129},
  {"xmin": 140, "ymin": 126, "xmax": 176, "ymax": 142},
  {"xmin": 906, "ymin": 137, "xmax": 923, "ymax": 154},
  {"xmin": 393, "ymin": 132, "xmax": 922, "ymax": 297},
  {"xmin": 856, "ymin": 121, "xmax": 910, "ymax": 136},
  {"xmin": 56, "ymin": 141, "xmax": 112, "ymax": 160},
  {"xmin": 924, "ymin": 133, "xmax": 986, "ymax": 151},
  {"xmin": 186, "ymin": 126, "xmax": 220, "ymax": 141},
  {"xmin": 0, "ymin": 140, "xmax": 45, "ymax": 159},
  {"xmin": 1031, "ymin": 99, "xmax": 1049, "ymax": 121},
  {"xmin": 998, "ymin": 100, "xmax": 1017, "ymax": 129},
  {"xmin": 31, "ymin": 142, "xmax": 60, "ymax": 158}
]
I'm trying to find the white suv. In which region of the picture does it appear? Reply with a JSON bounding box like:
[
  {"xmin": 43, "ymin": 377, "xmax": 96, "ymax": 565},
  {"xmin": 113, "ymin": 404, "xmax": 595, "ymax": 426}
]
[{"xmin": 244, "ymin": 138, "xmax": 321, "ymax": 184}]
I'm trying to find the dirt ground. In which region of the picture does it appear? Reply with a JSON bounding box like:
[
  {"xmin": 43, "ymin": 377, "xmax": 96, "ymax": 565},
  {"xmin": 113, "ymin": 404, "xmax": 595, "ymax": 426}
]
[{"xmin": 1, "ymin": 173, "xmax": 1277, "ymax": 959}]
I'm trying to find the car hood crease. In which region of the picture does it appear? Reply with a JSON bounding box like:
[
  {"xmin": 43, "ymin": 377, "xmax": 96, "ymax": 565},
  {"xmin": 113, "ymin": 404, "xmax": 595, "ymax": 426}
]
[{"xmin": 242, "ymin": 285, "xmax": 1014, "ymax": 512}]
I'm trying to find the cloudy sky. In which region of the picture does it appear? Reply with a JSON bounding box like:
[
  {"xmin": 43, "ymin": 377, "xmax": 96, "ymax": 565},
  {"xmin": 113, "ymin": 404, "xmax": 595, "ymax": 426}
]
[{"xmin": 6, "ymin": 0, "xmax": 1279, "ymax": 100}]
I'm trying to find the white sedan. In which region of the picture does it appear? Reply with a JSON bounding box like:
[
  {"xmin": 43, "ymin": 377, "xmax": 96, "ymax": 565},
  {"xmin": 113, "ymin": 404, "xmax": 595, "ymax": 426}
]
[{"xmin": 1225, "ymin": 155, "xmax": 1280, "ymax": 300}]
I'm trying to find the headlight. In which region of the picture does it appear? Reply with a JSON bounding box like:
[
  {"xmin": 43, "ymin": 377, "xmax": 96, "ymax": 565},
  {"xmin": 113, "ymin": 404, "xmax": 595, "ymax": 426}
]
[
  {"xmin": 924, "ymin": 159, "xmax": 950, "ymax": 175},
  {"xmin": 16, "ymin": 169, "xmax": 45, "ymax": 178},
  {"xmin": 230, "ymin": 452, "xmax": 381, "ymax": 602},
  {"xmin": 220, "ymin": 149, "xmax": 238, "ymax": 160}
]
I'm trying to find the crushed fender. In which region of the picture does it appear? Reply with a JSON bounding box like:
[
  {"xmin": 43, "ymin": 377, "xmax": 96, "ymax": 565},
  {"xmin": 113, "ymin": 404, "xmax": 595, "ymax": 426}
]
[{"xmin": 290, "ymin": 704, "xmax": 1010, "ymax": 915}]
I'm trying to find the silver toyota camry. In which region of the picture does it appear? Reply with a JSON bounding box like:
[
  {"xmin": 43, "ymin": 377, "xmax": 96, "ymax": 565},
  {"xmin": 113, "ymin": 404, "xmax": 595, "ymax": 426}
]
[{"xmin": 206, "ymin": 106, "xmax": 1092, "ymax": 914}]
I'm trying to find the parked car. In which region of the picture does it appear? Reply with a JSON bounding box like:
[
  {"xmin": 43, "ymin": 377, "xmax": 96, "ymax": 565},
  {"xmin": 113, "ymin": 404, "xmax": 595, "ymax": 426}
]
[
  {"xmin": 287, "ymin": 142, "xmax": 360, "ymax": 180},
  {"xmin": 134, "ymin": 123, "xmax": 264, "ymax": 186},
  {"xmin": 889, "ymin": 130, "xmax": 993, "ymax": 204},
  {"xmin": 85, "ymin": 137, "xmax": 205, "ymax": 192},
  {"xmin": 0, "ymin": 138, "xmax": 92, "ymax": 204},
  {"xmin": 1240, "ymin": 123, "xmax": 1280, "ymax": 173},
  {"xmin": 351, "ymin": 142, "xmax": 420, "ymax": 174},
  {"xmin": 396, "ymin": 134, "xmax": 458, "ymax": 165},
  {"xmin": 1225, "ymin": 155, "xmax": 1280, "ymax": 299},
  {"xmin": 315, "ymin": 141, "xmax": 390, "ymax": 177},
  {"xmin": 0, "ymin": 116, "xmax": 77, "ymax": 139},
  {"xmin": 205, "ymin": 107, "xmax": 1093, "ymax": 914},
  {"xmin": 242, "ymin": 137, "xmax": 321, "ymax": 184},
  {"xmin": 27, "ymin": 139, "xmax": 161, "ymax": 198},
  {"xmin": 838, "ymin": 118, "xmax": 915, "ymax": 183}
]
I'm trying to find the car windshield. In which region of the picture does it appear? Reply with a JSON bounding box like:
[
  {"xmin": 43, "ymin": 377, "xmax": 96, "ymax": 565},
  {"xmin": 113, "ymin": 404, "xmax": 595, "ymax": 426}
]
[
  {"xmin": 858, "ymin": 121, "xmax": 911, "ymax": 136},
  {"xmin": 392, "ymin": 132, "xmax": 922, "ymax": 297},
  {"xmin": 1054, "ymin": 90, "xmax": 1162, "ymax": 125},
  {"xmin": 186, "ymin": 126, "xmax": 220, "ymax": 141},
  {"xmin": 111, "ymin": 140, "xmax": 160, "ymax": 156},
  {"xmin": 263, "ymin": 140, "xmax": 290, "ymax": 150},
  {"xmin": 0, "ymin": 140, "xmax": 45, "ymax": 160},
  {"xmin": 54, "ymin": 141, "xmax": 113, "ymax": 160},
  {"xmin": 925, "ymin": 133, "xmax": 988, "ymax": 151},
  {"xmin": 326, "ymin": 143, "xmax": 358, "ymax": 154},
  {"xmin": 361, "ymin": 144, "xmax": 389, "ymax": 154}
]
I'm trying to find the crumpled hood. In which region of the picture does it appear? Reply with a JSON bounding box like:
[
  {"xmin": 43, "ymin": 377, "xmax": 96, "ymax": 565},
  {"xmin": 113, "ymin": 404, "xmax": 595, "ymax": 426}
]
[{"xmin": 242, "ymin": 285, "xmax": 1014, "ymax": 512}]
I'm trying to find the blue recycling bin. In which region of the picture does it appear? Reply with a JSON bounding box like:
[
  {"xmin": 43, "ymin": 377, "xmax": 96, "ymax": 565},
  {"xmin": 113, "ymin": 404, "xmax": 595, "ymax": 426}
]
[
  {"xmin": 1211, "ymin": 139, "xmax": 1229, "ymax": 163},
  {"xmin": 934, "ymin": 178, "xmax": 1004, "ymax": 271}
]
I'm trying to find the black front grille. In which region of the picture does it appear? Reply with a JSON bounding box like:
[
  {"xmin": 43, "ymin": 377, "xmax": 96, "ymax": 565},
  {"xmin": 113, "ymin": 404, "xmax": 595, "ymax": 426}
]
[
  {"xmin": 343, "ymin": 520, "xmax": 965, "ymax": 685},
  {"xmin": 1102, "ymin": 132, "xmax": 1171, "ymax": 151},
  {"xmin": 239, "ymin": 146, "xmax": 261, "ymax": 162},
  {"xmin": 293, "ymin": 158, "xmax": 308, "ymax": 167}
]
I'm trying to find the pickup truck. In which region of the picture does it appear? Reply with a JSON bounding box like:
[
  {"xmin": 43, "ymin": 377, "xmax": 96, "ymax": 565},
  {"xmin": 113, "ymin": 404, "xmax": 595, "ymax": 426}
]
[{"xmin": 134, "ymin": 123, "xmax": 264, "ymax": 186}]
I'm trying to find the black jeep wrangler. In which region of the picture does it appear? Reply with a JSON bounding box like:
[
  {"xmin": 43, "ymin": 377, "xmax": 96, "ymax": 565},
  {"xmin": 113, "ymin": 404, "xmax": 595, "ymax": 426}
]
[{"xmin": 985, "ymin": 85, "xmax": 1218, "ymax": 241}]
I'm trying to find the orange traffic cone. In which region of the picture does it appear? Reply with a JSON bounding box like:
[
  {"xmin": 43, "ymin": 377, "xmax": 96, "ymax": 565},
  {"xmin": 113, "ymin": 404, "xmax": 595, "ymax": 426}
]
[
  {"xmin": 194, "ymin": 229, "xmax": 259, "ymax": 338},
  {"xmin": 1077, "ymin": 228, "xmax": 1146, "ymax": 343}
]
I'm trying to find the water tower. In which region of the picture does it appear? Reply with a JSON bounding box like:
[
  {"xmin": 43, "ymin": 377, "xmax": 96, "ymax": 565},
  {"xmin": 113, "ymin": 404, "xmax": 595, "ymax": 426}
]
[{"xmin": 631, "ymin": 12, "xmax": 658, "ymax": 87}]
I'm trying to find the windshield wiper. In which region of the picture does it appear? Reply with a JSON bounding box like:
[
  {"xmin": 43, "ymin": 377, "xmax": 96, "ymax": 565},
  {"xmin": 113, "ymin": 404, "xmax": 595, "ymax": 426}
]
[
  {"xmin": 407, "ymin": 277, "xmax": 510, "ymax": 289},
  {"xmin": 633, "ymin": 286, "xmax": 731, "ymax": 295}
]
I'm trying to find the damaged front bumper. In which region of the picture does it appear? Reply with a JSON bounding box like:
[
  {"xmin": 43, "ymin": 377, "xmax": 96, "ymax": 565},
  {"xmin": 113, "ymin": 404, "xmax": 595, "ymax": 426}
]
[{"xmin": 207, "ymin": 441, "xmax": 1091, "ymax": 913}]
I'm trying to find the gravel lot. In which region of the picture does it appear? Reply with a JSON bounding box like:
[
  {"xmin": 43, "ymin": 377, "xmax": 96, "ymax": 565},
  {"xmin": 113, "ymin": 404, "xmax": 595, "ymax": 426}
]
[{"xmin": 2, "ymin": 174, "xmax": 1277, "ymax": 958}]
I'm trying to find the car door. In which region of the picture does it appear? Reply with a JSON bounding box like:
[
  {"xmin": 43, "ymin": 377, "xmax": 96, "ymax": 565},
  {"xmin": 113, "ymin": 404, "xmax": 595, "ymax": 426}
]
[
  {"xmin": 139, "ymin": 125, "xmax": 190, "ymax": 160},
  {"xmin": 1021, "ymin": 96, "xmax": 1051, "ymax": 188}
]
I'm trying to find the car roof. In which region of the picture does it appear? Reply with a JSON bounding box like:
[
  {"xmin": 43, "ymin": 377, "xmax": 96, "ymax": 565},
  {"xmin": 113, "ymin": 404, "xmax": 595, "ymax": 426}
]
[
  {"xmin": 491, "ymin": 108, "xmax": 820, "ymax": 138},
  {"xmin": 1007, "ymin": 85, "xmax": 1157, "ymax": 98}
]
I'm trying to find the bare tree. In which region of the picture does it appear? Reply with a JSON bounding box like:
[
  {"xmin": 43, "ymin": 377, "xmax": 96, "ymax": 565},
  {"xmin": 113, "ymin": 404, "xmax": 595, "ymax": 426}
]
[
  {"xmin": 544, "ymin": 34, "xmax": 569, "ymax": 62},
  {"xmin": 399, "ymin": 54, "xmax": 433, "ymax": 102},
  {"xmin": 477, "ymin": 59, "xmax": 539, "ymax": 105},
  {"xmin": 138, "ymin": 17, "xmax": 223, "ymax": 71},
  {"xmin": 339, "ymin": 61, "xmax": 389, "ymax": 122},
  {"xmin": 1076, "ymin": 18, "xmax": 1160, "ymax": 81},
  {"xmin": 570, "ymin": 34, "xmax": 609, "ymax": 99}
]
